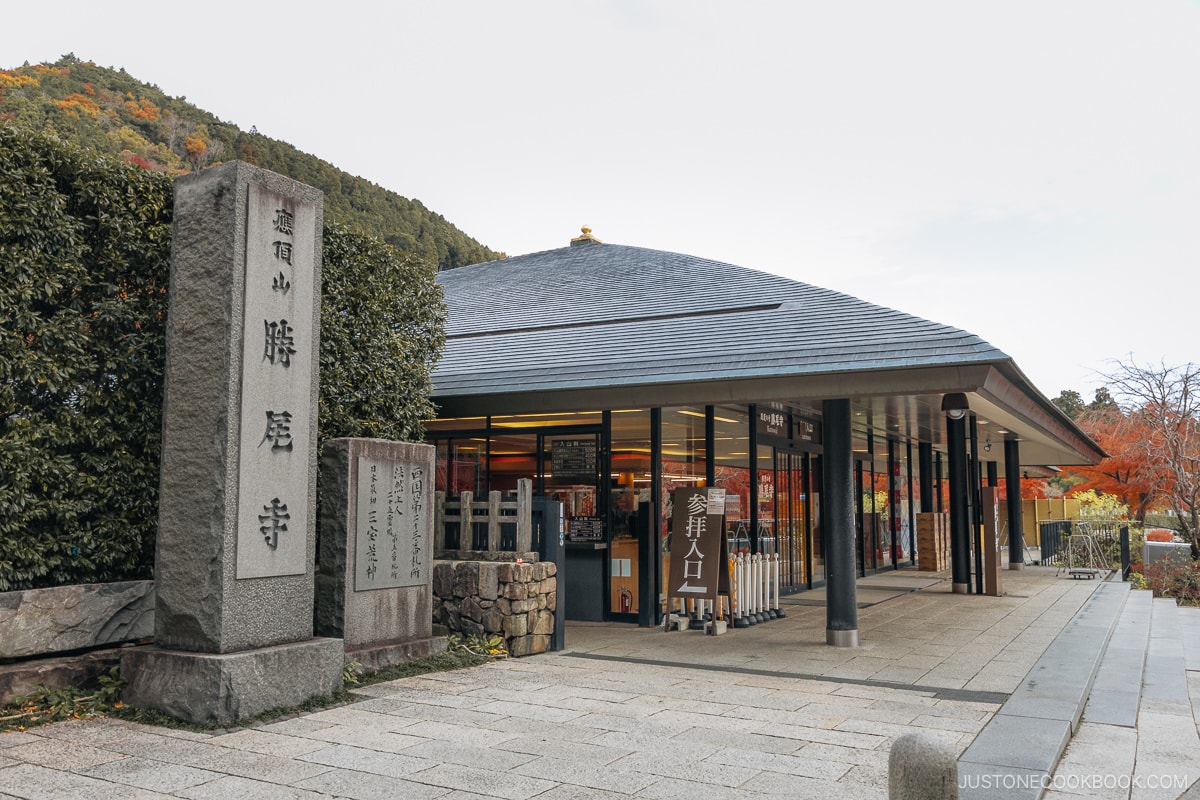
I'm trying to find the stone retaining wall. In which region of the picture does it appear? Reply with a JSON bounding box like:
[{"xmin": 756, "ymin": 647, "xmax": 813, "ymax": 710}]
[
  {"xmin": 0, "ymin": 580, "xmax": 155, "ymax": 702},
  {"xmin": 432, "ymin": 559, "xmax": 556, "ymax": 657}
]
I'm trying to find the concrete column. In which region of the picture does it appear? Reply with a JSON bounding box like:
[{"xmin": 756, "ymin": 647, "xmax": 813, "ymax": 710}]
[
  {"xmin": 823, "ymin": 399, "xmax": 859, "ymax": 647},
  {"xmin": 1005, "ymin": 438, "xmax": 1025, "ymax": 570},
  {"xmin": 947, "ymin": 415, "xmax": 971, "ymax": 594}
]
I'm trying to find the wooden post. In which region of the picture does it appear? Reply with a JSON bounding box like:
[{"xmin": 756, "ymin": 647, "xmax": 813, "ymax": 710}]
[
  {"xmin": 435, "ymin": 490, "xmax": 446, "ymax": 550},
  {"xmin": 487, "ymin": 490, "xmax": 502, "ymax": 551},
  {"xmin": 460, "ymin": 490, "xmax": 473, "ymax": 550},
  {"xmin": 516, "ymin": 478, "xmax": 532, "ymax": 553}
]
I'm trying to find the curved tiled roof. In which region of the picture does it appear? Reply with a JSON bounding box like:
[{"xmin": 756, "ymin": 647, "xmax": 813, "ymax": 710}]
[{"xmin": 434, "ymin": 241, "xmax": 1008, "ymax": 397}]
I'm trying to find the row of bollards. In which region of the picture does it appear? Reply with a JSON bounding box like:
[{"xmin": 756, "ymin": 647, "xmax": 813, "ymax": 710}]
[
  {"xmin": 662, "ymin": 553, "xmax": 787, "ymax": 633},
  {"xmin": 731, "ymin": 552, "xmax": 786, "ymax": 628},
  {"xmin": 667, "ymin": 551, "xmax": 787, "ymax": 633}
]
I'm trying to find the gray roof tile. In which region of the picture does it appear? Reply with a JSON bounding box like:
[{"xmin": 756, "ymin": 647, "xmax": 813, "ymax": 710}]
[{"xmin": 433, "ymin": 242, "xmax": 1007, "ymax": 398}]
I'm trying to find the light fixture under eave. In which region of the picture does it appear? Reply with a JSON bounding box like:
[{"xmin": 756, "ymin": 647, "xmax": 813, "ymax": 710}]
[{"xmin": 941, "ymin": 393, "xmax": 970, "ymax": 420}]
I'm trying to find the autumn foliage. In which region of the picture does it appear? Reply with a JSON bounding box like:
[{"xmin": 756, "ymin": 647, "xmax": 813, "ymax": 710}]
[{"xmin": 1066, "ymin": 408, "xmax": 1166, "ymax": 523}]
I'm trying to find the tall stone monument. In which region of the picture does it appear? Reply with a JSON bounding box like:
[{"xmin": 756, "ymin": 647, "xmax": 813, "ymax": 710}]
[
  {"xmin": 317, "ymin": 439, "xmax": 445, "ymax": 669},
  {"xmin": 121, "ymin": 162, "xmax": 342, "ymax": 725}
]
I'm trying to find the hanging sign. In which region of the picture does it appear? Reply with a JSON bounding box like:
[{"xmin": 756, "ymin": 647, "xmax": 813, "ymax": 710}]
[
  {"xmin": 755, "ymin": 409, "xmax": 788, "ymax": 441},
  {"xmin": 794, "ymin": 417, "xmax": 821, "ymax": 444}
]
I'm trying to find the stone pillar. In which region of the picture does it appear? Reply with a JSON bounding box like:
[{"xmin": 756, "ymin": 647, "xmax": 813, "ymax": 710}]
[
  {"xmin": 121, "ymin": 162, "xmax": 342, "ymax": 726},
  {"xmin": 316, "ymin": 438, "xmax": 446, "ymax": 670},
  {"xmin": 1005, "ymin": 438, "xmax": 1025, "ymax": 570},
  {"xmin": 823, "ymin": 399, "xmax": 858, "ymax": 647},
  {"xmin": 947, "ymin": 414, "xmax": 971, "ymax": 594}
]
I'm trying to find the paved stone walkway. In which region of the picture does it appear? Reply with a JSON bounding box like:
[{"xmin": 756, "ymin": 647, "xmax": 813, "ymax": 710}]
[{"xmin": 0, "ymin": 567, "xmax": 1192, "ymax": 799}]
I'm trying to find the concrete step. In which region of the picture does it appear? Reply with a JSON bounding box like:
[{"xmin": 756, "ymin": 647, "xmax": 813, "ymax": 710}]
[
  {"xmin": 1180, "ymin": 600, "xmax": 1200, "ymax": 672},
  {"xmin": 958, "ymin": 580, "xmax": 1130, "ymax": 800},
  {"xmin": 1138, "ymin": 598, "xmax": 1200, "ymax": 800},
  {"xmin": 1081, "ymin": 588, "xmax": 1152, "ymax": 727},
  {"xmin": 1142, "ymin": 598, "xmax": 1191, "ymax": 712}
]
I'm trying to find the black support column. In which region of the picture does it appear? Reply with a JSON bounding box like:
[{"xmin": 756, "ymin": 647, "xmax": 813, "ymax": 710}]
[
  {"xmin": 1005, "ymin": 437, "xmax": 1025, "ymax": 570},
  {"xmin": 918, "ymin": 441, "xmax": 934, "ymax": 513},
  {"xmin": 947, "ymin": 414, "xmax": 971, "ymax": 594},
  {"xmin": 823, "ymin": 399, "xmax": 859, "ymax": 647}
]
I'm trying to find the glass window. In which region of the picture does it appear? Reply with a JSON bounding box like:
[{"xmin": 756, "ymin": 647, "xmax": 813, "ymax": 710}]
[
  {"xmin": 609, "ymin": 410, "xmax": 651, "ymax": 615},
  {"xmin": 425, "ymin": 416, "xmax": 487, "ymax": 433},
  {"xmin": 491, "ymin": 411, "xmax": 602, "ymax": 428},
  {"xmin": 712, "ymin": 407, "xmax": 751, "ymax": 553}
]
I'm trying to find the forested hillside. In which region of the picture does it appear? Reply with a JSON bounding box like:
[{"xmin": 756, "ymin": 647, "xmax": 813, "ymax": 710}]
[{"xmin": 0, "ymin": 54, "xmax": 502, "ymax": 270}]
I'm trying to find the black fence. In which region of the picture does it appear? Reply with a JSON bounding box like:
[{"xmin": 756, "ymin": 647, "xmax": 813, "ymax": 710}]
[{"xmin": 1038, "ymin": 519, "xmax": 1127, "ymax": 569}]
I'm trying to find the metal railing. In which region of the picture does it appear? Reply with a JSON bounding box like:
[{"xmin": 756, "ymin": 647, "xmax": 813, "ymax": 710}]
[{"xmin": 1038, "ymin": 518, "xmax": 1127, "ymax": 570}]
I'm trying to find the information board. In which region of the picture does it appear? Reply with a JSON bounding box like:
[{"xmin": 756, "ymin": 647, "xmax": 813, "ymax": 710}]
[
  {"xmin": 567, "ymin": 516, "xmax": 605, "ymax": 542},
  {"xmin": 666, "ymin": 487, "xmax": 730, "ymax": 602},
  {"xmin": 551, "ymin": 439, "xmax": 597, "ymax": 481}
]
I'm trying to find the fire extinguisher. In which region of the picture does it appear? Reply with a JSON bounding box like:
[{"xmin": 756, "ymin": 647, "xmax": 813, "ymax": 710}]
[{"xmin": 620, "ymin": 587, "xmax": 632, "ymax": 613}]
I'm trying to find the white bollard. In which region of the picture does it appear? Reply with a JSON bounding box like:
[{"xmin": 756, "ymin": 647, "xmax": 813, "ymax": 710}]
[
  {"xmin": 773, "ymin": 553, "xmax": 786, "ymax": 617},
  {"xmin": 733, "ymin": 554, "xmax": 749, "ymax": 628},
  {"xmin": 751, "ymin": 554, "xmax": 763, "ymax": 622},
  {"xmin": 761, "ymin": 553, "xmax": 771, "ymax": 620}
]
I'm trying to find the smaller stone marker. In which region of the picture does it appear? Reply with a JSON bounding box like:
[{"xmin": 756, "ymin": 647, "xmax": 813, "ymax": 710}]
[
  {"xmin": 317, "ymin": 438, "xmax": 446, "ymax": 669},
  {"xmin": 889, "ymin": 732, "xmax": 959, "ymax": 800}
]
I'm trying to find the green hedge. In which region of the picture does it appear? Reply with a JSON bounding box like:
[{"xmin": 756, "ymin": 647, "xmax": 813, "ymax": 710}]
[{"xmin": 0, "ymin": 127, "xmax": 445, "ymax": 591}]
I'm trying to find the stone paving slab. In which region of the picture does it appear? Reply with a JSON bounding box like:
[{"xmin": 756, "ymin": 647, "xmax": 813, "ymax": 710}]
[{"xmin": 0, "ymin": 567, "xmax": 1118, "ymax": 800}]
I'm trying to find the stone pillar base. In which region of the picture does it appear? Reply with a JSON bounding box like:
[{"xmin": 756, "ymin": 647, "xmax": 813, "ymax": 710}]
[
  {"xmin": 1008, "ymin": 561, "xmax": 1025, "ymax": 571},
  {"xmin": 346, "ymin": 636, "xmax": 447, "ymax": 672},
  {"xmin": 121, "ymin": 637, "xmax": 343, "ymax": 727},
  {"xmin": 952, "ymin": 582, "xmax": 969, "ymax": 594}
]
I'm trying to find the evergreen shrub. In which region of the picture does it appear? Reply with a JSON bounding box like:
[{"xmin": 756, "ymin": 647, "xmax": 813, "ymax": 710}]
[{"xmin": 1, "ymin": 127, "xmax": 445, "ymax": 590}]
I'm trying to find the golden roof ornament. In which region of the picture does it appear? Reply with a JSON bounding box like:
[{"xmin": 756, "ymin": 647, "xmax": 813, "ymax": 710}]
[{"xmin": 570, "ymin": 225, "xmax": 601, "ymax": 245}]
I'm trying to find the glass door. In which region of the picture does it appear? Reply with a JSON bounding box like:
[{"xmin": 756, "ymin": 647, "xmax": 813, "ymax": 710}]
[
  {"xmin": 541, "ymin": 430, "xmax": 607, "ymax": 621},
  {"xmin": 773, "ymin": 450, "xmax": 809, "ymax": 591},
  {"xmin": 810, "ymin": 454, "xmax": 825, "ymax": 585}
]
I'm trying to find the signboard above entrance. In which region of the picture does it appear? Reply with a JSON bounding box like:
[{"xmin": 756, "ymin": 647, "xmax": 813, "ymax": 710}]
[
  {"xmin": 756, "ymin": 409, "xmax": 787, "ymax": 440},
  {"xmin": 756, "ymin": 407, "xmax": 822, "ymax": 447}
]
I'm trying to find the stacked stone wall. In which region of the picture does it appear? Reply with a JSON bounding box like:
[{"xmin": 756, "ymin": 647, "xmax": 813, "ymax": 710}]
[{"xmin": 432, "ymin": 560, "xmax": 556, "ymax": 657}]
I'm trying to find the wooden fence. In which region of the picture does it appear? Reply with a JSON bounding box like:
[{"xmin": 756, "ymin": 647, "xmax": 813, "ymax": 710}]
[{"xmin": 435, "ymin": 478, "xmax": 533, "ymax": 553}]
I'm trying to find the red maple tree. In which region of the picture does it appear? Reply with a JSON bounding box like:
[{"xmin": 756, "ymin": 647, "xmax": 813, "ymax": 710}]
[{"xmin": 1065, "ymin": 407, "xmax": 1167, "ymax": 524}]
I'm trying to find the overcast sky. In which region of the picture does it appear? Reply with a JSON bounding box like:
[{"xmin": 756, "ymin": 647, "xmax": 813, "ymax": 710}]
[{"xmin": 4, "ymin": 1, "xmax": 1197, "ymax": 402}]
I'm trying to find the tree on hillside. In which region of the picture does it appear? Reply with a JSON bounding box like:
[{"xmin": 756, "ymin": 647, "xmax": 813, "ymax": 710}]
[
  {"xmin": 1, "ymin": 56, "xmax": 502, "ymax": 270},
  {"xmin": 1052, "ymin": 390, "xmax": 1086, "ymax": 420},
  {"xmin": 1081, "ymin": 359, "xmax": 1200, "ymax": 558},
  {"xmin": 1052, "ymin": 387, "xmax": 1119, "ymax": 421}
]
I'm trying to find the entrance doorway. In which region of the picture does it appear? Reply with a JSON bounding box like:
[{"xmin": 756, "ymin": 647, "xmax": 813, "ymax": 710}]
[{"xmin": 771, "ymin": 448, "xmax": 823, "ymax": 591}]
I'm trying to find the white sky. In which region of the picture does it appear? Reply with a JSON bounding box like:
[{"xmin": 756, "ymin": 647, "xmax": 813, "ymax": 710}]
[{"xmin": 4, "ymin": 0, "xmax": 1197, "ymax": 402}]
